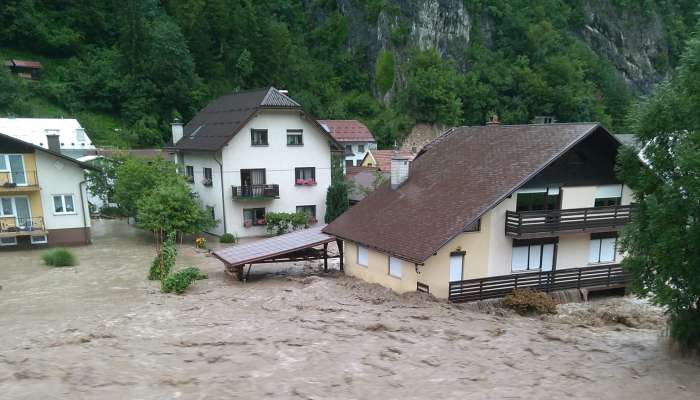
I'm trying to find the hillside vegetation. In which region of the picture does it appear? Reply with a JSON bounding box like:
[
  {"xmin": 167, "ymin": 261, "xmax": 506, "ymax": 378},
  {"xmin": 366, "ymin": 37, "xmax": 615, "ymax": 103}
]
[{"xmin": 0, "ymin": 0, "xmax": 697, "ymax": 148}]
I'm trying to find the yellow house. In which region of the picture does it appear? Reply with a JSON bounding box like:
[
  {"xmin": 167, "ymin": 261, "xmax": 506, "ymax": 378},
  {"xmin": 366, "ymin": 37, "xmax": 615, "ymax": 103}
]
[
  {"xmin": 0, "ymin": 132, "xmax": 95, "ymax": 249},
  {"xmin": 324, "ymin": 123, "xmax": 635, "ymax": 301}
]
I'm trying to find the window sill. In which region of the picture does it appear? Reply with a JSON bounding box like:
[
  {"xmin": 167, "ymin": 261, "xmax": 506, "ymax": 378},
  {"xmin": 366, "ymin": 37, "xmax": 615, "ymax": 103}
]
[
  {"xmin": 287, "ymin": 144, "xmax": 304, "ymax": 147},
  {"xmin": 511, "ymin": 268, "xmax": 542, "ymax": 274},
  {"xmin": 295, "ymin": 182, "xmax": 317, "ymax": 186},
  {"xmin": 388, "ymin": 274, "xmax": 402, "ymax": 280},
  {"xmin": 54, "ymin": 212, "xmax": 78, "ymax": 216},
  {"xmin": 251, "ymin": 144, "xmax": 269, "ymax": 147},
  {"xmin": 588, "ymin": 261, "xmax": 617, "ymax": 266}
]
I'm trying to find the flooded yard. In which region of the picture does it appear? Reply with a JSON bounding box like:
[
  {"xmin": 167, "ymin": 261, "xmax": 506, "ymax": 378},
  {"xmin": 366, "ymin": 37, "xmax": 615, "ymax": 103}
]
[{"xmin": 1, "ymin": 220, "xmax": 699, "ymax": 399}]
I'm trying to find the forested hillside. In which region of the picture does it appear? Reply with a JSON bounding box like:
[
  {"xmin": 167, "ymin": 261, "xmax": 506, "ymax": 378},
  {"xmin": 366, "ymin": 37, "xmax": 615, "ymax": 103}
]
[{"xmin": 0, "ymin": 0, "xmax": 697, "ymax": 148}]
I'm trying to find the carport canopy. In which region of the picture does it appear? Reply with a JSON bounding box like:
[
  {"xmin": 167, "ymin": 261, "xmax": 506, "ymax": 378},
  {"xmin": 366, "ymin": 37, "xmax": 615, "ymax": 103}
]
[{"xmin": 212, "ymin": 225, "xmax": 344, "ymax": 280}]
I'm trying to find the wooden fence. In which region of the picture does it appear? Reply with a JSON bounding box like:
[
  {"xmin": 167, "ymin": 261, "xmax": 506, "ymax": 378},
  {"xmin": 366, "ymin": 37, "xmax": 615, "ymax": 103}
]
[{"xmin": 448, "ymin": 264, "xmax": 628, "ymax": 303}]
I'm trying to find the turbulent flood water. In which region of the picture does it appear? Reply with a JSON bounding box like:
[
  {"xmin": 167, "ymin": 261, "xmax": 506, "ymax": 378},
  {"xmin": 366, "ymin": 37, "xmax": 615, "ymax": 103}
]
[{"xmin": 1, "ymin": 220, "xmax": 699, "ymax": 399}]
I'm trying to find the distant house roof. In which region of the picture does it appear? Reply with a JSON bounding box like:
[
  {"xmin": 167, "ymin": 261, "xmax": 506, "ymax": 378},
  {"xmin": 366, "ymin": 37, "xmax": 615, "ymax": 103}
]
[
  {"xmin": 0, "ymin": 118, "xmax": 94, "ymax": 154},
  {"xmin": 324, "ymin": 123, "xmax": 617, "ymax": 263},
  {"xmin": 5, "ymin": 59, "xmax": 42, "ymax": 69},
  {"xmin": 346, "ymin": 167, "xmax": 388, "ymax": 203},
  {"xmin": 362, "ymin": 149, "xmax": 414, "ymax": 171},
  {"xmin": 318, "ymin": 120, "xmax": 375, "ymax": 142},
  {"xmin": 168, "ymin": 87, "xmax": 341, "ymax": 152},
  {"xmin": 0, "ymin": 132, "xmax": 98, "ymax": 171}
]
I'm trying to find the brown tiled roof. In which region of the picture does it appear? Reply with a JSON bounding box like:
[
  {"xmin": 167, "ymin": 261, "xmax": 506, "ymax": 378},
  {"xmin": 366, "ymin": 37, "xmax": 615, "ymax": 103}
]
[
  {"xmin": 168, "ymin": 87, "xmax": 340, "ymax": 151},
  {"xmin": 319, "ymin": 120, "xmax": 375, "ymax": 142},
  {"xmin": 8, "ymin": 59, "xmax": 42, "ymax": 69},
  {"xmin": 364, "ymin": 149, "xmax": 414, "ymax": 171},
  {"xmin": 324, "ymin": 123, "xmax": 603, "ymax": 263},
  {"xmin": 346, "ymin": 167, "xmax": 389, "ymax": 202}
]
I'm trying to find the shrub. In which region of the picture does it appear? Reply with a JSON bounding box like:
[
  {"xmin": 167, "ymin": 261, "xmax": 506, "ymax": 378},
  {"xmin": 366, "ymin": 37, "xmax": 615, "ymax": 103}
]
[
  {"xmin": 502, "ymin": 289, "xmax": 557, "ymax": 315},
  {"xmin": 42, "ymin": 248, "xmax": 77, "ymax": 267},
  {"xmin": 669, "ymin": 309, "xmax": 700, "ymax": 351},
  {"xmin": 147, "ymin": 232, "xmax": 177, "ymax": 280},
  {"xmin": 219, "ymin": 233, "xmax": 237, "ymax": 244},
  {"xmin": 265, "ymin": 212, "xmax": 308, "ymax": 236},
  {"xmin": 161, "ymin": 266, "xmax": 207, "ymax": 294}
]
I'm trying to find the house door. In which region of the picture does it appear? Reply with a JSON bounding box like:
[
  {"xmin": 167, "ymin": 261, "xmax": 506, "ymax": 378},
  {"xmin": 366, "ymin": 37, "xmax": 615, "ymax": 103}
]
[
  {"xmin": 13, "ymin": 197, "xmax": 31, "ymax": 229},
  {"xmin": 449, "ymin": 252, "xmax": 465, "ymax": 282},
  {"xmin": 240, "ymin": 169, "xmax": 266, "ymax": 196},
  {"xmin": 8, "ymin": 155, "xmax": 26, "ymax": 185}
]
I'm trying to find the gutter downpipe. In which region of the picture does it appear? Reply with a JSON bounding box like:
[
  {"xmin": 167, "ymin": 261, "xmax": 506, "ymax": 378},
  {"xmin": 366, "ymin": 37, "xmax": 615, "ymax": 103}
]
[
  {"xmin": 79, "ymin": 180, "xmax": 90, "ymax": 244},
  {"xmin": 213, "ymin": 152, "xmax": 227, "ymax": 234}
]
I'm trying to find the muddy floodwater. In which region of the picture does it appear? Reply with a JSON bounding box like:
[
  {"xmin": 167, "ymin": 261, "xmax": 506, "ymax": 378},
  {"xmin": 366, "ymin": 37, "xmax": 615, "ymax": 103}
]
[{"xmin": 1, "ymin": 220, "xmax": 699, "ymax": 399}]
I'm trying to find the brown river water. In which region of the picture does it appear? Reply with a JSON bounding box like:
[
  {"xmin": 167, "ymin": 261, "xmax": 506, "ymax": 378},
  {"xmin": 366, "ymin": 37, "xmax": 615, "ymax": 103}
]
[{"xmin": 0, "ymin": 220, "xmax": 698, "ymax": 399}]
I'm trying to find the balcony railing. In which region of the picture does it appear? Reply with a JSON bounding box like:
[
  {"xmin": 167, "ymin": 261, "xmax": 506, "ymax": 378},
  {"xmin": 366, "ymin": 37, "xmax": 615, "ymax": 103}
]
[
  {"xmin": 0, "ymin": 171, "xmax": 39, "ymax": 189},
  {"xmin": 0, "ymin": 217, "xmax": 46, "ymax": 237},
  {"xmin": 505, "ymin": 204, "xmax": 634, "ymax": 237},
  {"xmin": 232, "ymin": 184, "xmax": 279, "ymax": 200}
]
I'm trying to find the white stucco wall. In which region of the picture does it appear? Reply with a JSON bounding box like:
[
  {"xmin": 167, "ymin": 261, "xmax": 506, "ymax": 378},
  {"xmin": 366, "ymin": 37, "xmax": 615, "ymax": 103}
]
[
  {"xmin": 35, "ymin": 151, "xmax": 90, "ymax": 230},
  {"xmin": 180, "ymin": 109, "xmax": 333, "ymax": 238},
  {"xmin": 343, "ymin": 141, "xmax": 376, "ymax": 166}
]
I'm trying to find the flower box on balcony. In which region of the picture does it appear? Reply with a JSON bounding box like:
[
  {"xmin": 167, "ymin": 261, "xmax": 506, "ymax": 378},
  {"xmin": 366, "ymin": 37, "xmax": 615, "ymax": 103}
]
[
  {"xmin": 304, "ymin": 178, "xmax": 316, "ymax": 185},
  {"xmin": 295, "ymin": 179, "xmax": 305, "ymax": 185},
  {"xmin": 202, "ymin": 178, "xmax": 213, "ymax": 187}
]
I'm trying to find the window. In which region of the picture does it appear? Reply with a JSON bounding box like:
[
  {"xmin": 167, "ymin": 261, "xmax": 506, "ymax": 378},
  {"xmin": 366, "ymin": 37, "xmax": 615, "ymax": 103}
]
[
  {"xmin": 357, "ymin": 245, "xmax": 368, "ymax": 266},
  {"xmin": 511, "ymin": 239, "xmax": 556, "ymax": 272},
  {"xmin": 594, "ymin": 184, "xmax": 623, "ymax": 207},
  {"xmin": 287, "ymin": 129, "xmax": 303, "ymax": 146},
  {"xmin": 1, "ymin": 198, "xmax": 13, "ymax": 216},
  {"xmin": 345, "ymin": 144, "xmax": 353, "ymax": 153},
  {"xmin": 589, "ymin": 233, "xmax": 618, "ymax": 264},
  {"xmin": 0, "ymin": 237, "xmax": 17, "ymax": 246},
  {"xmin": 207, "ymin": 206, "xmax": 215, "ymax": 221},
  {"xmin": 185, "ymin": 166, "xmax": 194, "ymax": 182},
  {"xmin": 358, "ymin": 144, "xmax": 365, "ymax": 153},
  {"xmin": 296, "ymin": 205, "xmax": 316, "ymax": 219},
  {"xmin": 251, "ymin": 129, "xmax": 268, "ymax": 146},
  {"xmin": 31, "ymin": 235, "xmax": 48, "ymax": 244},
  {"xmin": 0, "ymin": 155, "xmax": 6, "ymax": 170},
  {"xmin": 76, "ymin": 128, "xmax": 86, "ymax": 141},
  {"xmin": 53, "ymin": 194, "xmax": 75, "ymax": 214},
  {"xmin": 0, "ymin": 154, "xmax": 27, "ymax": 185},
  {"xmin": 203, "ymin": 168, "xmax": 213, "ymax": 186},
  {"xmin": 449, "ymin": 252, "xmax": 465, "ymax": 282},
  {"xmin": 388, "ymin": 256, "xmax": 402, "ymax": 278},
  {"xmin": 243, "ymin": 208, "xmax": 266, "ymax": 226},
  {"xmin": 516, "ymin": 187, "xmax": 560, "ymax": 212},
  {"xmin": 295, "ymin": 167, "xmax": 316, "ymax": 185}
]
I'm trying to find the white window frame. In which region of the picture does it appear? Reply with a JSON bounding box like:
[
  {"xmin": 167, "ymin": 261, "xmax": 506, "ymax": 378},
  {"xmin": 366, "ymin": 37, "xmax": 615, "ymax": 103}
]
[
  {"xmin": 0, "ymin": 237, "xmax": 17, "ymax": 246},
  {"xmin": 0, "ymin": 154, "xmax": 27, "ymax": 185},
  {"xmin": 511, "ymin": 242, "xmax": 556, "ymax": 272},
  {"xmin": 357, "ymin": 245, "xmax": 368, "ymax": 267},
  {"xmin": 53, "ymin": 194, "xmax": 77, "ymax": 215},
  {"xmin": 388, "ymin": 256, "xmax": 402, "ymax": 279},
  {"xmin": 589, "ymin": 236, "xmax": 618, "ymax": 264},
  {"xmin": 31, "ymin": 235, "xmax": 48, "ymax": 244}
]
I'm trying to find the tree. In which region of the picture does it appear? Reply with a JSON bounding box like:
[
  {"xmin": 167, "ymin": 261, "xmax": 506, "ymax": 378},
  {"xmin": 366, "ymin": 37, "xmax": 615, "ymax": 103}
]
[
  {"xmin": 136, "ymin": 182, "xmax": 215, "ymax": 236},
  {"xmin": 113, "ymin": 157, "xmax": 180, "ymax": 217},
  {"xmin": 616, "ymin": 21, "xmax": 700, "ymax": 350},
  {"xmin": 324, "ymin": 181, "xmax": 349, "ymax": 223}
]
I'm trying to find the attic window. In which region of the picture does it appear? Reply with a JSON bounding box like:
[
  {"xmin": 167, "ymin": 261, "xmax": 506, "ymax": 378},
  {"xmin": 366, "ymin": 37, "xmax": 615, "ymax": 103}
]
[{"xmin": 76, "ymin": 128, "xmax": 86, "ymax": 141}]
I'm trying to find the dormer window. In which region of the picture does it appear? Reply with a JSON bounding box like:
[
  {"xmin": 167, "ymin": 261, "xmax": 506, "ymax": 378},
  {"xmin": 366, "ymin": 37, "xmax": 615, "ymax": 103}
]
[{"xmin": 76, "ymin": 128, "xmax": 86, "ymax": 141}]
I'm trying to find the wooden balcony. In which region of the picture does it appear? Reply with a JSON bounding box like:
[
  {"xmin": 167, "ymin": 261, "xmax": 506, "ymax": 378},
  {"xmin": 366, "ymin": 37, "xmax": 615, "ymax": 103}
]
[
  {"xmin": 505, "ymin": 204, "xmax": 634, "ymax": 237},
  {"xmin": 0, "ymin": 217, "xmax": 47, "ymax": 238},
  {"xmin": 448, "ymin": 264, "xmax": 628, "ymax": 302},
  {"xmin": 232, "ymin": 184, "xmax": 279, "ymax": 201},
  {"xmin": 0, "ymin": 171, "xmax": 40, "ymax": 192}
]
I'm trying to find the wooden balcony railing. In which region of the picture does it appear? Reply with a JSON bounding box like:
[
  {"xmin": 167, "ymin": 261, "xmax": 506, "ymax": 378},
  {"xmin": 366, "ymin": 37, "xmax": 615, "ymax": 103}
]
[
  {"xmin": 505, "ymin": 204, "xmax": 634, "ymax": 237},
  {"xmin": 0, "ymin": 171, "xmax": 39, "ymax": 189},
  {"xmin": 448, "ymin": 263, "xmax": 628, "ymax": 303},
  {"xmin": 0, "ymin": 216, "xmax": 46, "ymax": 237},
  {"xmin": 232, "ymin": 184, "xmax": 279, "ymax": 200}
]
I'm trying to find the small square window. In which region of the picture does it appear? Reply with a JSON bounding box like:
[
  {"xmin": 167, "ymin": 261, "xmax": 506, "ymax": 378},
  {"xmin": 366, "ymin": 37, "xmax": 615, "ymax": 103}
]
[
  {"xmin": 296, "ymin": 205, "xmax": 317, "ymax": 224},
  {"xmin": 358, "ymin": 144, "xmax": 365, "ymax": 153},
  {"xmin": 203, "ymin": 168, "xmax": 213, "ymax": 186},
  {"xmin": 389, "ymin": 256, "xmax": 402, "ymax": 278},
  {"xmin": 0, "ymin": 237, "xmax": 17, "ymax": 246},
  {"xmin": 31, "ymin": 235, "xmax": 48, "ymax": 244},
  {"xmin": 53, "ymin": 194, "xmax": 75, "ymax": 214},
  {"xmin": 287, "ymin": 130, "xmax": 303, "ymax": 146},
  {"xmin": 345, "ymin": 144, "xmax": 352, "ymax": 153},
  {"xmin": 251, "ymin": 129, "xmax": 269, "ymax": 146},
  {"xmin": 295, "ymin": 167, "xmax": 316, "ymax": 185},
  {"xmin": 243, "ymin": 208, "xmax": 266, "ymax": 227},
  {"xmin": 185, "ymin": 166, "xmax": 194, "ymax": 182},
  {"xmin": 357, "ymin": 245, "xmax": 368, "ymax": 266}
]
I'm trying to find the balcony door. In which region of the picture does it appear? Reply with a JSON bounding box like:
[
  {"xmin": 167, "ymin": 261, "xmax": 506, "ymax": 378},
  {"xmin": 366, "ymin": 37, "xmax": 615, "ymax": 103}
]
[
  {"xmin": 1, "ymin": 154, "xmax": 27, "ymax": 185},
  {"xmin": 14, "ymin": 196, "xmax": 31, "ymax": 229},
  {"xmin": 240, "ymin": 169, "xmax": 266, "ymax": 196}
]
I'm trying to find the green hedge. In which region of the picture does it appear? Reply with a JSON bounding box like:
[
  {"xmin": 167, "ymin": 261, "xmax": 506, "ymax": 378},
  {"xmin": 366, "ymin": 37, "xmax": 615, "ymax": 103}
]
[{"xmin": 41, "ymin": 248, "xmax": 77, "ymax": 267}]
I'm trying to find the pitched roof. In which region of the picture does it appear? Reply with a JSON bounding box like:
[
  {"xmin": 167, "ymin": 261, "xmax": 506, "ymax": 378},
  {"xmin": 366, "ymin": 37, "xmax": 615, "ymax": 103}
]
[
  {"xmin": 324, "ymin": 123, "xmax": 606, "ymax": 263},
  {"xmin": 170, "ymin": 87, "xmax": 337, "ymax": 151},
  {"xmin": 318, "ymin": 120, "xmax": 375, "ymax": 142},
  {"xmin": 0, "ymin": 118, "xmax": 95, "ymax": 154},
  {"xmin": 363, "ymin": 149, "xmax": 414, "ymax": 171},
  {"xmin": 0, "ymin": 132, "xmax": 98, "ymax": 171},
  {"xmin": 346, "ymin": 167, "xmax": 389, "ymax": 203},
  {"xmin": 6, "ymin": 59, "xmax": 42, "ymax": 69}
]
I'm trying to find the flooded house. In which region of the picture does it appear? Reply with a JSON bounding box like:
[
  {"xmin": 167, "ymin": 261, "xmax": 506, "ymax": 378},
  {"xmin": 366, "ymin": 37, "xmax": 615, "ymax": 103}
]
[
  {"xmin": 0, "ymin": 132, "xmax": 95, "ymax": 248},
  {"xmin": 165, "ymin": 87, "xmax": 343, "ymax": 238},
  {"xmin": 323, "ymin": 122, "xmax": 636, "ymax": 301}
]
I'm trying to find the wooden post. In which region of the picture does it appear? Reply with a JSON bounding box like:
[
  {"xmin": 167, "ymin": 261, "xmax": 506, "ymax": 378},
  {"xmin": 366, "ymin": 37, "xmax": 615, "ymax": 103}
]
[
  {"xmin": 336, "ymin": 239, "xmax": 344, "ymax": 271},
  {"xmin": 323, "ymin": 243, "xmax": 328, "ymax": 272}
]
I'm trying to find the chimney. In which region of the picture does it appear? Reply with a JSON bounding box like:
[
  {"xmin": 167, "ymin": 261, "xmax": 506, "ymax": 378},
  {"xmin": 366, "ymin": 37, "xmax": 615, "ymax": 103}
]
[
  {"xmin": 486, "ymin": 114, "xmax": 500, "ymax": 125},
  {"xmin": 171, "ymin": 119, "xmax": 183, "ymax": 144},
  {"xmin": 390, "ymin": 150, "xmax": 410, "ymax": 189},
  {"xmin": 46, "ymin": 134, "xmax": 60, "ymax": 153}
]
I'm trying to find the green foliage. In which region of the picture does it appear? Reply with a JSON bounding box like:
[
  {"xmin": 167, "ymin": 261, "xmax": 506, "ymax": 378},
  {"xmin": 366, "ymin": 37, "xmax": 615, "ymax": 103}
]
[
  {"xmin": 86, "ymin": 157, "xmax": 120, "ymax": 207},
  {"xmin": 265, "ymin": 212, "xmax": 309, "ymax": 236},
  {"xmin": 375, "ymin": 50, "xmax": 395, "ymax": 96},
  {"xmin": 617, "ymin": 22, "xmax": 700, "ymax": 350},
  {"xmin": 41, "ymin": 248, "xmax": 77, "ymax": 267},
  {"xmin": 137, "ymin": 182, "xmax": 216, "ymax": 236},
  {"xmin": 148, "ymin": 232, "xmax": 177, "ymax": 281},
  {"xmin": 161, "ymin": 266, "xmax": 206, "ymax": 294},
  {"xmin": 502, "ymin": 289, "xmax": 557, "ymax": 315},
  {"xmin": 325, "ymin": 182, "xmax": 349, "ymax": 223},
  {"xmin": 219, "ymin": 233, "xmax": 237, "ymax": 244},
  {"xmin": 114, "ymin": 157, "xmax": 179, "ymax": 217}
]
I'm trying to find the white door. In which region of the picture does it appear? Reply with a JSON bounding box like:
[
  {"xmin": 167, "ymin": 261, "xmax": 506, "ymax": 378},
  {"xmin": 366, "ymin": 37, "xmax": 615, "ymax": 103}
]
[{"xmin": 449, "ymin": 253, "xmax": 464, "ymax": 282}]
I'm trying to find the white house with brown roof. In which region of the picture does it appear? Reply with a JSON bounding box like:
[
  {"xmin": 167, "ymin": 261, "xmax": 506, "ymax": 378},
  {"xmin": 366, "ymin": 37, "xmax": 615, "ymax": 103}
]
[
  {"xmin": 361, "ymin": 149, "xmax": 414, "ymax": 171},
  {"xmin": 166, "ymin": 87, "xmax": 342, "ymax": 238},
  {"xmin": 319, "ymin": 120, "xmax": 376, "ymax": 167},
  {"xmin": 324, "ymin": 123, "xmax": 635, "ymax": 301}
]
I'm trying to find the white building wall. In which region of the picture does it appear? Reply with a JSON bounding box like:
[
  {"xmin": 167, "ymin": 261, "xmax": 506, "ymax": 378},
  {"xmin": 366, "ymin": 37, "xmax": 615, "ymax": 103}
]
[
  {"xmin": 35, "ymin": 151, "xmax": 90, "ymax": 230},
  {"xmin": 343, "ymin": 141, "xmax": 376, "ymax": 166},
  {"xmin": 180, "ymin": 151, "xmax": 226, "ymax": 235}
]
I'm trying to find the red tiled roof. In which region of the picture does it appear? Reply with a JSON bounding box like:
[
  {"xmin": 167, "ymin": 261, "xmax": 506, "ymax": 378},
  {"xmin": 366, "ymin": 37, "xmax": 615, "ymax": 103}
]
[
  {"xmin": 9, "ymin": 59, "xmax": 42, "ymax": 69},
  {"xmin": 319, "ymin": 120, "xmax": 375, "ymax": 142},
  {"xmin": 364, "ymin": 149, "xmax": 414, "ymax": 171},
  {"xmin": 324, "ymin": 123, "xmax": 609, "ymax": 263}
]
